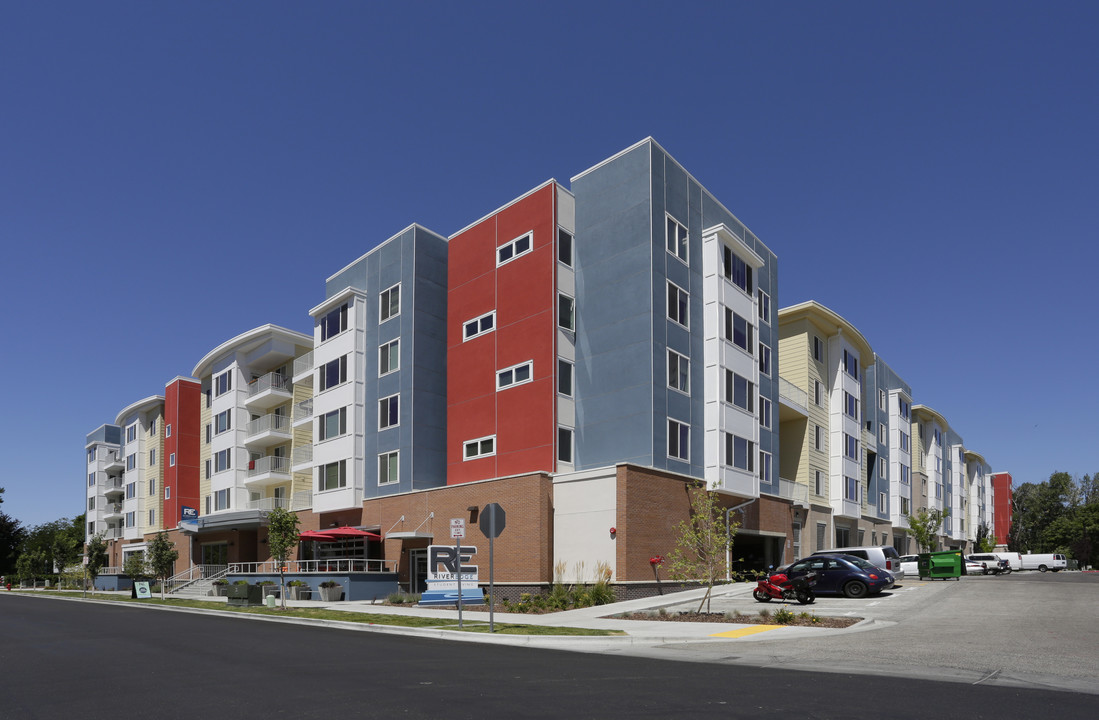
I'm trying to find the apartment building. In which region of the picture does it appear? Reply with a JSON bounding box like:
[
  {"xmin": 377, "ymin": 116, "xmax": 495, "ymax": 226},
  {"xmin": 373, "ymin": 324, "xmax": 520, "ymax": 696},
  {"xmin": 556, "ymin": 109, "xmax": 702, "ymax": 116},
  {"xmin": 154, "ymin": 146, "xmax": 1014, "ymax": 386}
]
[
  {"xmin": 991, "ymin": 471, "xmax": 1013, "ymax": 548},
  {"xmin": 865, "ymin": 355, "xmax": 914, "ymax": 551}
]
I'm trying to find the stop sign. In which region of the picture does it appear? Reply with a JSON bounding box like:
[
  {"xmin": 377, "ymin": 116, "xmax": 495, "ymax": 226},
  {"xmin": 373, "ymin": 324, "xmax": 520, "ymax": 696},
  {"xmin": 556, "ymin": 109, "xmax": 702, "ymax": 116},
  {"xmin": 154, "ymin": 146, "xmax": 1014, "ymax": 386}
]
[{"xmin": 480, "ymin": 503, "xmax": 505, "ymax": 538}]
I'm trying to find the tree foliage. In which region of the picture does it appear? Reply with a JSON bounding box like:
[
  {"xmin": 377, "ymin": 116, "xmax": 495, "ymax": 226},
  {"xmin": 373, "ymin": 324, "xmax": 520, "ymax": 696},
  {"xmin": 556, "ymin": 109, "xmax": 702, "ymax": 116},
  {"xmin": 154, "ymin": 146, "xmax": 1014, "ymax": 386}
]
[
  {"xmin": 905, "ymin": 507, "xmax": 949, "ymax": 553},
  {"xmin": 123, "ymin": 551, "xmax": 147, "ymax": 581},
  {"xmin": 1011, "ymin": 472, "xmax": 1099, "ymax": 568},
  {"xmin": 86, "ymin": 534, "xmax": 108, "ymax": 592},
  {"xmin": 0, "ymin": 487, "xmax": 26, "ymax": 577},
  {"xmin": 665, "ymin": 482, "xmax": 736, "ymax": 613},
  {"xmin": 146, "ymin": 532, "xmax": 179, "ymax": 599},
  {"xmin": 265, "ymin": 507, "xmax": 300, "ymax": 609}
]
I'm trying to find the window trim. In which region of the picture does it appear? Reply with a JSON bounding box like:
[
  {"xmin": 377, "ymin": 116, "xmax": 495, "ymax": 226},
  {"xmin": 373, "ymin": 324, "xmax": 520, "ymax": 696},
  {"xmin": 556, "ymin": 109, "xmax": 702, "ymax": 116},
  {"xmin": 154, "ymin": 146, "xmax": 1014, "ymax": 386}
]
[
  {"xmin": 668, "ymin": 418, "xmax": 690, "ymax": 461},
  {"xmin": 462, "ymin": 311, "xmax": 495, "ymax": 342},
  {"xmin": 169, "ymin": 453, "xmax": 176, "ymax": 468},
  {"xmin": 557, "ymin": 228, "xmax": 573, "ymax": 268},
  {"xmin": 557, "ymin": 358, "xmax": 574, "ymax": 398},
  {"xmin": 757, "ymin": 289, "xmax": 771, "ymax": 325},
  {"xmin": 378, "ymin": 450, "xmax": 399, "ymax": 486},
  {"xmin": 378, "ymin": 394, "xmax": 399, "ymax": 431},
  {"xmin": 379, "ymin": 283, "xmax": 401, "ymax": 323},
  {"xmin": 379, "ymin": 338, "xmax": 400, "ymax": 377},
  {"xmin": 463, "ymin": 435, "xmax": 496, "ymax": 461},
  {"xmin": 318, "ymin": 459, "xmax": 347, "ymax": 492},
  {"xmin": 759, "ymin": 396, "xmax": 772, "ymax": 430},
  {"xmin": 665, "ymin": 213, "xmax": 688, "ymax": 264},
  {"xmin": 318, "ymin": 407, "xmax": 348, "ymax": 442},
  {"xmin": 758, "ymin": 343, "xmax": 772, "ymax": 377},
  {"xmin": 320, "ymin": 302, "xmax": 349, "ymax": 342},
  {"xmin": 497, "ymin": 231, "xmax": 533, "ymax": 267},
  {"xmin": 725, "ymin": 369, "xmax": 754, "ymax": 414},
  {"xmin": 318, "ymin": 355, "xmax": 348, "ymax": 392},
  {"xmin": 558, "ymin": 292, "xmax": 575, "ymax": 332},
  {"xmin": 558, "ymin": 426, "xmax": 574, "ymax": 464},
  {"xmin": 666, "ymin": 280, "xmax": 689, "ymax": 329},
  {"xmin": 497, "ymin": 360, "xmax": 534, "ymax": 391},
  {"xmin": 667, "ymin": 349, "xmax": 690, "ymax": 395}
]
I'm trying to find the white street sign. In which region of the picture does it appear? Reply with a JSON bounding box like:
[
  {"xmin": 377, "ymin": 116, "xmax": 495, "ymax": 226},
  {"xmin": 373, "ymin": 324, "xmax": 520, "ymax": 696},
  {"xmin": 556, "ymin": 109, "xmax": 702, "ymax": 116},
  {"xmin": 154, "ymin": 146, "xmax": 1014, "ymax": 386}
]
[{"xmin": 450, "ymin": 518, "xmax": 466, "ymax": 539}]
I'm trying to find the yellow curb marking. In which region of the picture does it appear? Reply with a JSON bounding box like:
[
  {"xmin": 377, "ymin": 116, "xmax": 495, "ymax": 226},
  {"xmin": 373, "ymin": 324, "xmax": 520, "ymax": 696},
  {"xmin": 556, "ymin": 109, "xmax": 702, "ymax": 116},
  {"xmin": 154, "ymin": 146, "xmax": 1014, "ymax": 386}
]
[{"xmin": 709, "ymin": 624, "xmax": 785, "ymax": 638}]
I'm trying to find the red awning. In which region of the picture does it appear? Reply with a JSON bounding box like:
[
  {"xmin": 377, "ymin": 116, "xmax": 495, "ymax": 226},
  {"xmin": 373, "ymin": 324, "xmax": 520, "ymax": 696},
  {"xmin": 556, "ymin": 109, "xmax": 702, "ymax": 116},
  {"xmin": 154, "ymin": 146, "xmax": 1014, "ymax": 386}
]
[
  {"xmin": 299, "ymin": 530, "xmax": 338, "ymax": 542},
  {"xmin": 324, "ymin": 526, "xmax": 382, "ymax": 541}
]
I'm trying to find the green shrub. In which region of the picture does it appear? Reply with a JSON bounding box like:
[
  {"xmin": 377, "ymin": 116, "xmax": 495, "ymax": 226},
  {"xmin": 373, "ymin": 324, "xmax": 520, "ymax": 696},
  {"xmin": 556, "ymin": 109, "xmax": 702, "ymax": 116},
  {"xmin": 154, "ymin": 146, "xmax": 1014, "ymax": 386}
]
[
  {"xmin": 773, "ymin": 608, "xmax": 795, "ymax": 625},
  {"xmin": 758, "ymin": 608, "xmax": 771, "ymax": 619}
]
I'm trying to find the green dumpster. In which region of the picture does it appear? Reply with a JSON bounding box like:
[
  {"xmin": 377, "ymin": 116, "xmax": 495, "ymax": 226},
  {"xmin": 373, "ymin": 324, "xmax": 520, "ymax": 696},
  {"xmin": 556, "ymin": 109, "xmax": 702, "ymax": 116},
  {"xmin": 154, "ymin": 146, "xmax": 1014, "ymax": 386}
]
[{"xmin": 917, "ymin": 550, "xmax": 963, "ymax": 580}]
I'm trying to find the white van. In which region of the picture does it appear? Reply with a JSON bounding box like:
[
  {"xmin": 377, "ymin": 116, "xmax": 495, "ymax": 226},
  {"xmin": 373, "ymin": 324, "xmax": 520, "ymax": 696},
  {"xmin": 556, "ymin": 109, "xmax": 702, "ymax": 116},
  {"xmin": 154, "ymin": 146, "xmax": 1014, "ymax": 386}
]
[
  {"xmin": 994, "ymin": 551, "xmax": 1022, "ymax": 571},
  {"xmin": 1020, "ymin": 553, "xmax": 1067, "ymax": 572},
  {"xmin": 811, "ymin": 545, "xmax": 905, "ymax": 581}
]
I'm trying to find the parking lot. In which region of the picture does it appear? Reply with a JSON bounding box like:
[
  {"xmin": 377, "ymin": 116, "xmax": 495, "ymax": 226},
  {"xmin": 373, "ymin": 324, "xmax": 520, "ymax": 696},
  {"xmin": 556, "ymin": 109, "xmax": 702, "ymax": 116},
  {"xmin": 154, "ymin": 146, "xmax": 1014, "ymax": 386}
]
[{"xmin": 655, "ymin": 570, "xmax": 1099, "ymax": 694}]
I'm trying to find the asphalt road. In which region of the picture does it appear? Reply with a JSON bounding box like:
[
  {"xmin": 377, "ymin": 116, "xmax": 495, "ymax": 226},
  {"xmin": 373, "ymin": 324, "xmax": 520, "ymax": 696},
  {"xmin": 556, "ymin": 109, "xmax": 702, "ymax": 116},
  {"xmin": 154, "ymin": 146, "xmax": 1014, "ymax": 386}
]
[
  {"xmin": 1, "ymin": 592, "xmax": 1094, "ymax": 719},
  {"xmin": 657, "ymin": 570, "xmax": 1099, "ymax": 694}
]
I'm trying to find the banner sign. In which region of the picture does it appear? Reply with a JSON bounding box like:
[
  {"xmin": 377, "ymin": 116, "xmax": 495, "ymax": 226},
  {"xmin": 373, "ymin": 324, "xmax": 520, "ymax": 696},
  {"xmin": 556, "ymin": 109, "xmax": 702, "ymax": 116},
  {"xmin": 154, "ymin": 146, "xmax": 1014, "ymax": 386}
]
[
  {"xmin": 134, "ymin": 581, "xmax": 152, "ymax": 599},
  {"xmin": 181, "ymin": 506, "xmax": 198, "ymax": 522},
  {"xmin": 419, "ymin": 544, "xmax": 483, "ymax": 606}
]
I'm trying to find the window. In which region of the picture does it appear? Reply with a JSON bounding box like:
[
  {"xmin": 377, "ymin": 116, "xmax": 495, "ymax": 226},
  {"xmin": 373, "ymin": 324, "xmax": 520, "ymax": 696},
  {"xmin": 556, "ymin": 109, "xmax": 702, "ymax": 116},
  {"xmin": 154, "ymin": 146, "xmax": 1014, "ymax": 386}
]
[
  {"xmin": 497, "ymin": 361, "xmax": 533, "ymax": 390},
  {"xmin": 724, "ymin": 433, "xmax": 754, "ymax": 472},
  {"xmin": 934, "ymin": 428, "xmax": 941, "ymax": 444},
  {"xmin": 215, "ymin": 488, "xmax": 232, "ymax": 511},
  {"xmin": 319, "ymin": 356, "xmax": 347, "ymax": 391},
  {"xmin": 558, "ymin": 427, "xmax": 574, "ymax": 464},
  {"xmin": 558, "ymin": 228, "xmax": 573, "ymax": 267},
  {"xmin": 814, "ymin": 470, "xmax": 824, "ymax": 495},
  {"xmin": 214, "ymin": 449, "xmax": 232, "ymax": 472},
  {"xmin": 318, "ymin": 408, "xmax": 347, "ymax": 441},
  {"xmin": 165, "ymin": 424, "xmax": 172, "ymax": 438},
  {"xmin": 814, "ymin": 380, "xmax": 822, "ymax": 406},
  {"xmin": 497, "ymin": 232, "xmax": 532, "ymax": 266},
  {"xmin": 214, "ymin": 409, "xmax": 232, "ymax": 435},
  {"xmin": 844, "ymin": 433, "xmax": 858, "ymax": 460},
  {"xmin": 843, "ymin": 349, "xmax": 859, "ymax": 379},
  {"xmin": 879, "ymin": 492, "xmax": 888, "ymax": 514},
  {"xmin": 844, "ymin": 391, "xmax": 859, "ymax": 420},
  {"xmin": 205, "ymin": 459, "xmax": 211, "ymax": 479},
  {"xmin": 205, "ymin": 423, "xmax": 212, "ymax": 444},
  {"xmin": 149, "ymin": 509, "xmax": 155, "ymax": 526},
  {"xmin": 149, "ymin": 449, "xmax": 156, "ymax": 467},
  {"xmin": 169, "ymin": 453, "xmax": 176, "ymax": 467},
  {"xmin": 558, "ymin": 293, "xmax": 575, "ymax": 331},
  {"xmin": 725, "ymin": 370, "xmax": 754, "ymax": 413},
  {"xmin": 813, "ymin": 336, "xmax": 824, "ymax": 362},
  {"xmin": 758, "ymin": 343, "xmax": 771, "ymax": 376},
  {"xmin": 814, "ymin": 424, "xmax": 823, "ymax": 450},
  {"xmin": 379, "ymin": 284, "xmax": 400, "ymax": 322},
  {"xmin": 87, "ymin": 447, "xmax": 96, "ymax": 463},
  {"xmin": 899, "ymin": 397, "xmax": 911, "ymax": 421},
  {"xmin": 319, "ymin": 460, "xmax": 347, "ymax": 491},
  {"xmin": 878, "ymin": 423, "xmax": 887, "ymax": 444},
  {"xmin": 845, "ymin": 476, "xmax": 859, "ymax": 502},
  {"xmin": 722, "ymin": 245, "xmax": 751, "ymax": 293},
  {"xmin": 757, "ymin": 290, "xmax": 770, "ymax": 324},
  {"xmin": 126, "ymin": 453, "xmax": 136, "ymax": 471},
  {"xmin": 900, "ymin": 431, "xmax": 910, "ymax": 452},
  {"xmin": 558, "ymin": 359, "xmax": 574, "ymax": 397},
  {"xmin": 667, "ymin": 281, "xmax": 689, "ymax": 327},
  {"xmin": 126, "ymin": 423, "xmax": 137, "ymax": 443},
  {"xmin": 878, "ymin": 389, "xmax": 886, "ymax": 411},
  {"xmin": 759, "ymin": 450, "xmax": 773, "ymax": 484},
  {"xmin": 379, "ymin": 451, "xmax": 399, "ymax": 485},
  {"xmin": 464, "ymin": 436, "xmax": 495, "ymax": 460},
  {"xmin": 463, "ymin": 311, "xmax": 495, "ymax": 341},
  {"xmin": 149, "ymin": 479, "xmax": 156, "ymax": 495},
  {"xmin": 165, "ymin": 486, "xmax": 171, "ymax": 499},
  {"xmin": 148, "ymin": 418, "xmax": 156, "ymax": 435},
  {"xmin": 88, "ymin": 472, "xmax": 95, "ymax": 487},
  {"xmin": 724, "ymin": 308, "xmax": 753, "ymax": 353},
  {"xmin": 900, "ymin": 464, "xmax": 910, "ymax": 485},
  {"xmin": 880, "ymin": 457, "xmax": 888, "ymax": 479},
  {"xmin": 88, "ymin": 497, "xmax": 95, "ymax": 510},
  {"xmin": 379, "ymin": 394, "xmax": 399, "ymax": 430},
  {"xmin": 214, "ymin": 370, "xmax": 232, "ymax": 397},
  {"xmin": 666, "ymin": 214, "xmax": 688, "ymax": 262},
  {"xmin": 320, "ymin": 302, "xmax": 348, "ymax": 341},
  {"xmin": 126, "ymin": 482, "xmax": 136, "ymax": 499},
  {"xmin": 759, "ymin": 396, "xmax": 772, "ymax": 430},
  {"xmin": 901, "ymin": 496, "xmax": 910, "ymax": 515},
  {"xmin": 126, "ymin": 512, "xmax": 135, "ymax": 528},
  {"xmin": 667, "ymin": 350, "xmax": 689, "ymax": 394},
  {"xmin": 379, "ymin": 338, "xmax": 399, "ymax": 376},
  {"xmin": 668, "ymin": 419, "xmax": 689, "ymax": 461},
  {"xmin": 817, "ymin": 522, "xmax": 827, "ymax": 551}
]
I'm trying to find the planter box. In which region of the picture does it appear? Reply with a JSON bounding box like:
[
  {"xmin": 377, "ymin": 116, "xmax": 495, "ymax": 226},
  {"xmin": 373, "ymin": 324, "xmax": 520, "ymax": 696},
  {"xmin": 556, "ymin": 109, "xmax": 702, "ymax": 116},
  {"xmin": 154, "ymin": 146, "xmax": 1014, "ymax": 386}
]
[
  {"xmin": 213, "ymin": 585, "xmax": 229, "ymax": 597},
  {"xmin": 318, "ymin": 585, "xmax": 343, "ymax": 602},
  {"xmin": 288, "ymin": 586, "xmax": 311, "ymax": 600}
]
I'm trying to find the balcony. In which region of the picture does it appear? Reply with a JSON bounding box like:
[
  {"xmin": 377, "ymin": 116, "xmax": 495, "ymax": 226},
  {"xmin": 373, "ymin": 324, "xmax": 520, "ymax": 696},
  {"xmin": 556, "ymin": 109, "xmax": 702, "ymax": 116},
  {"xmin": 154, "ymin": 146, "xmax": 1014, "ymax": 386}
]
[
  {"xmin": 104, "ymin": 451, "xmax": 125, "ymax": 474},
  {"xmin": 293, "ymin": 398, "xmax": 313, "ymax": 427},
  {"xmin": 292, "ymin": 351, "xmax": 314, "ymax": 384},
  {"xmin": 778, "ymin": 376, "xmax": 809, "ymax": 422},
  {"xmin": 246, "ymin": 496, "xmax": 291, "ymax": 512},
  {"xmin": 103, "ymin": 502, "xmax": 124, "ymax": 521},
  {"xmin": 245, "ymin": 372, "xmax": 293, "ymax": 411},
  {"xmin": 103, "ymin": 477, "xmax": 124, "ymax": 498},
  {"xmin": 244, "ymin": 413, "xmax": 292, "ymax": 449},
  {"xmin": 291, "ymin": 444, "xmax": 313, "ymax": 472},
  {"xmin": 762, "ymin": 477, "xmax": 809, "ymax": 509},
  {"xmin": 245, "ymin": 455, "xmax": 291, "ymax": 489},
  {"xmin": 103, "ymin": 528, "xmax": 123, "ymax": 540}
]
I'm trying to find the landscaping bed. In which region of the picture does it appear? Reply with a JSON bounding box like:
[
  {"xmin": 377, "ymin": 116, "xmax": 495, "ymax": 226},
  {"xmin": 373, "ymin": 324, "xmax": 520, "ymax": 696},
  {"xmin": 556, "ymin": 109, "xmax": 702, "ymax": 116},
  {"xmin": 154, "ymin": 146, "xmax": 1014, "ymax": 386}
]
[{"xmin": 615, "ymin": 610, "xmax": 861, "ymax": 628}]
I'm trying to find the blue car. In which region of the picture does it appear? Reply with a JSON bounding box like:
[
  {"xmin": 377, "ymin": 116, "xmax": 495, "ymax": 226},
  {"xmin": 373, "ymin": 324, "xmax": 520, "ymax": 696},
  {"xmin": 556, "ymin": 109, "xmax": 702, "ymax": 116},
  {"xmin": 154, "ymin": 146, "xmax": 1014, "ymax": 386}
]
[{"xmin": 782, "ymin": 554, "xmax": 895, "ymax": 598}]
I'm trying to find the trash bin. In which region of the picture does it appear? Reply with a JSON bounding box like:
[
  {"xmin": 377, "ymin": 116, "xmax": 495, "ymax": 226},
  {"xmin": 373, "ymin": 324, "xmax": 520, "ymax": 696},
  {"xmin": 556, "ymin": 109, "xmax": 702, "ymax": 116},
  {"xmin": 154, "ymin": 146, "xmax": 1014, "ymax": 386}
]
[
  {"xmin": 918, "ymin": 550, "xmax": 963, "ymax": 580},
  {"xmin": 265, "ymin": 594, "xmax": 276, "ymax": 608}
]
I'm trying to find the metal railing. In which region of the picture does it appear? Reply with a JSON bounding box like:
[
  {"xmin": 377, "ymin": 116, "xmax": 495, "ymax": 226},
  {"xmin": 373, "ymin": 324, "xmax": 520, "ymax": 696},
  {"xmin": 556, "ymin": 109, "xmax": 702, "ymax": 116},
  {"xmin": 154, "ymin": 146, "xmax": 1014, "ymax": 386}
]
[
  {"xmin": 103, "ymin": 528, "xmax": 123, "ymax": 540},
  {"xmin": 246, "ymin": 413, "xmax": 291, "ymax": 436},
  {"xmin": 229, "ymin": 559, "xmax": 387, "ymax": 574},
  {"xmin": 246, "ymin": 496, "xmax": 290, "ymax": 512},
  {"xmin": 293, "ymin": 351, "xmax": 313, "ymax": 378},
  {"xmin": 291, "ymin": 444, "xmax": 313, "ymax": 467},
  {"xmin": 166, "ymin": 564, "xmax": 229, "ymax": 594},
  {"xmin": 293, "ymin": 398, "xmax": 313, "ymax": 423},
  {"xmin": 98, "ymin": 567, "xmax": 123, "ymax": 575},
  {"xmin": 778, "ymin": 376, "xmax": 808, "ymax": 409},
  {"xmin": 104, "ymin": 477, "xmax": 124, "ymax": 491},
  {"xmin": 291, "ymin": 490, "xmax": 312, "ymax": 510},
  {"xmin": 247, "ymin": 455, "xmax": 290, "ymax": 477},
  {"xmin": 105, "ymin": 502, "xmax": 123, "ymax": 515},
  {"xmin": 248, "ymin": 372, "xmax": 291, "ymax": 397},
  {"xmin": 762, "ymin": 477, "xmax": 810, "ymax": 507}
]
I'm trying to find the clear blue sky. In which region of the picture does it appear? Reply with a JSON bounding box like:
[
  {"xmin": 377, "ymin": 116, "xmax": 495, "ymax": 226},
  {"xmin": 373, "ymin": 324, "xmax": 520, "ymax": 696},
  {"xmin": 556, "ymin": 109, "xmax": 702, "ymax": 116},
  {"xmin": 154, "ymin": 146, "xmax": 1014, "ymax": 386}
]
[{"xmin": 3, "ymin": 1, "xmax": 1097, "ymax": 528}]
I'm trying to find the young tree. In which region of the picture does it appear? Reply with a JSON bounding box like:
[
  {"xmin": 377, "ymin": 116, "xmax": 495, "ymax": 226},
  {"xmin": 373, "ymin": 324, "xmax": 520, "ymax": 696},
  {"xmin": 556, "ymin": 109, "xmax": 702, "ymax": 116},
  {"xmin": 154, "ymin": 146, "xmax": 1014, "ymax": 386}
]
[
  {"xmin": 123, "ymin": 551, "xmax": 147, "ymax": 582},
  {"xmin": 974, "ymin": 523, "xmax": 997, "ymax": 553},
  {"xmin": 85, "ymin": 534, "xmax": 108, "ymax": 593},
  {"xmin": 665, "ymin": 482, "xmax": 735, "ymax": 614},
  {"xmin": 906, "ymin": 507, "xmax": 949, "ymax": 553},
  {"xmin": 265, "ymin": 507, "xmax": 300, "ymax": 609},
  {"xmin": 146, "ymin": 532, "xmax": 179, "ymax": 600}
]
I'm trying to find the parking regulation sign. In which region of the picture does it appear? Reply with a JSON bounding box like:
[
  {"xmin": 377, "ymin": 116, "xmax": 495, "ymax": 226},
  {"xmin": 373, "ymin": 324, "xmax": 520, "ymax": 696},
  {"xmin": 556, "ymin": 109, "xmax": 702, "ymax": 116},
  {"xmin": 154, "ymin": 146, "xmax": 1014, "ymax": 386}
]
[{"xmin": 450, "ymin": 518, "xmax": 465, "ymax": 539}]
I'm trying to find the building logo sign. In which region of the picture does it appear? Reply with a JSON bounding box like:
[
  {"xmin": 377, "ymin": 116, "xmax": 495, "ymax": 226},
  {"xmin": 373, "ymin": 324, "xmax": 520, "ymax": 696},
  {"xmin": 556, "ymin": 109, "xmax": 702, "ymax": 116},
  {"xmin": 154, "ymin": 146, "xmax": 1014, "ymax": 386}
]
[
  {"xmin": 181, "ymin": 506, "xmax": 198, "ymax": 521},
  {"xmin": 419, "ymin": 544, "xmax": 483, "ymax": 606}
]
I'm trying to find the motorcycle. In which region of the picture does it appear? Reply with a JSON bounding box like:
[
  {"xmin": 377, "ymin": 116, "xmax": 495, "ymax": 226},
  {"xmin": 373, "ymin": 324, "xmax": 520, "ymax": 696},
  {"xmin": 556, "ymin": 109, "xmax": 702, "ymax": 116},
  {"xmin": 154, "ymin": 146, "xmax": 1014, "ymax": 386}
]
[{"xmin": 753, "ymin": 569, "xmax": 817, "ymax": 605}]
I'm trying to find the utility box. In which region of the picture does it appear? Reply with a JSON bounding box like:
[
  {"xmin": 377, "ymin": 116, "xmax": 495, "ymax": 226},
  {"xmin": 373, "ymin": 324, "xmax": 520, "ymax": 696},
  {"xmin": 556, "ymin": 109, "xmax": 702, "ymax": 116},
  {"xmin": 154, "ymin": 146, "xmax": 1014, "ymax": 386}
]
[
  {"xmin": 226, "ymin": 584, "xmax": 263, "ymax": 606},
  {"xmin": 918, "ymin": 550, "xmax": 963, "ymax": 580}
]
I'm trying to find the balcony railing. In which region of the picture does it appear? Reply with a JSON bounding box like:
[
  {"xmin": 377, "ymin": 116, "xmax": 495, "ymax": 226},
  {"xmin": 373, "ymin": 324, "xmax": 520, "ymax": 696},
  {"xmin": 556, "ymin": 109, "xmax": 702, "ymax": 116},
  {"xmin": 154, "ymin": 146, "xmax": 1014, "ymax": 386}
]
[
  {"xmin": 248, "ymin": 372, "xmax": 291, "ymax": 397},
  {"xmin": 247, "ymin": 455, "xmax": 290, "ymax": 477},
  {"xmin": 292, "ymin": 490, "xmax": 312, "ymax": 510},
  {"xmin": 293, "ymin": 351, "xmax": 314, "ymax": 379},
  {"xmin": 778, "ymin": 377, "xmax": 808, "ymax": 409},
  {"xmin": 246, "ymin": 496, "xmax": 290, "ymax": 512},
  {"xmin": 292, "ymin": 444, "xmax": 313, "ymax": 468},
  {"xmin": 246, "ymin": 413, "xmax": 291, "ymax": 437},
  {"xmin": 762, "ymin": 477, "xmax": 809, "ymax": 508},
  {"xmin": 293, "ymin": 398, "xmax": 313, "ymax": 423},
  {"xmin": 103, "ymin": 528, "xmax": 123, "ymax": 540},
  {"xmin": 229, "ymin": 559, "xmax": 387, "ymax": 574}
]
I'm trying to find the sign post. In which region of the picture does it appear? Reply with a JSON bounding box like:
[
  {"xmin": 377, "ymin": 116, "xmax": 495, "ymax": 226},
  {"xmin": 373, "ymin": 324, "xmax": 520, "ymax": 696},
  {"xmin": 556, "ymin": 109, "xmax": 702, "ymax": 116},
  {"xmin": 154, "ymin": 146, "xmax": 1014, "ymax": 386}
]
[
  {"xmin": 450, "ymin": 518, "xmax": 466, "ymax": 627},
  {"xmin": 479, "ymin": 503, "xmax": 506, "ymax": 633}
]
